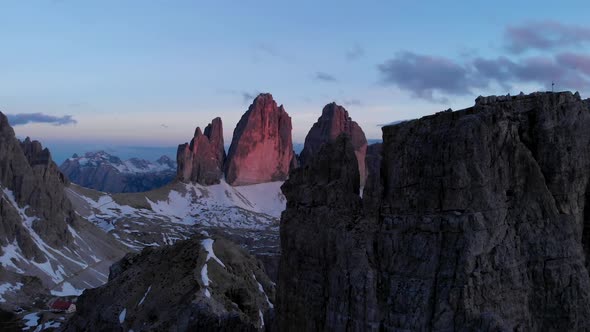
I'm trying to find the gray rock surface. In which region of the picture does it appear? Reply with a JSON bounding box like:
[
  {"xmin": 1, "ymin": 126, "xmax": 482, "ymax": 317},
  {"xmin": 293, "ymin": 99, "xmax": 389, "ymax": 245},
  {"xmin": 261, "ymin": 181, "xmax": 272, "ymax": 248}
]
[
  {"xmin": 299, "ymin": 102, "xmax": 368, "ymax": 186},
  {"xmin": 0, "ymin": 111, "xmax": 126, "ymax": 305},
  {"xmin": 278, "ymin": 92, "xmax": 590, "ymax": 331},
  {"xmin": 0, "ymin": 113, "xmax": 73, "ymax": 250},
  {"xmin": 177, "ymin": 117, "xmax": 226, "ymax": 185},
  {"xmin": 64, "ymin": 235, "xmax": 275, "ymax": 332},
  {"xmin": 225, "ymin": 93, "xmax": 293, "ymax": 186},
  {"xmin": 60, "ymin": 151, "xmax": 176, "ymax": 193}
]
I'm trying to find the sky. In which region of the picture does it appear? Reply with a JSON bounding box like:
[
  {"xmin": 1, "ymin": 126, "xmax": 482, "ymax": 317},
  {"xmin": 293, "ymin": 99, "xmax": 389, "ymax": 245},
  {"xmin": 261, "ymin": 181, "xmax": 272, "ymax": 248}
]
[{"xmin": 2, "ymin": 1, "xmax": 590, "ymax": 162}]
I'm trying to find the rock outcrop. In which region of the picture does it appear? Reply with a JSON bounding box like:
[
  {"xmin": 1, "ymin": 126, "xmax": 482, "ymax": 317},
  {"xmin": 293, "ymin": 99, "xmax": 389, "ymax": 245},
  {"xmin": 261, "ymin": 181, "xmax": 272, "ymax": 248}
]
[
  {"xmin": 0, "ymin": 111, "xmax": 126, "ymax": 301},
  {"xmin": 60, "ymin": 151, "xmax": 176, "ymax": 193},
  {"xmin": 64, "ymin": 235, "xmax": 275, "ymax": 332},
  {"xmin": 177, "ymin": 117, "xmax": 226, "ymax": 185},
  {"xmin": 278, "ymin": 92, "xmax": 590, "ymax": 331},
  {"xmin": 299, "ymin": 102, "xmax": 368, "ymax": 186},
  {"xmin": 225, "ymin": 93, "xmax": 293, "ymax": 186}
]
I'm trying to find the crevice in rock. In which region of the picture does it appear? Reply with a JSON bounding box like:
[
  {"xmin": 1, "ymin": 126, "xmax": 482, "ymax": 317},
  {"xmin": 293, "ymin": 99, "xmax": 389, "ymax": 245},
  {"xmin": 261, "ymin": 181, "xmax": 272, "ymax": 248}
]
[{"xmin": 582, "ymin": 182, "xmax": 590, "ymax": 271}]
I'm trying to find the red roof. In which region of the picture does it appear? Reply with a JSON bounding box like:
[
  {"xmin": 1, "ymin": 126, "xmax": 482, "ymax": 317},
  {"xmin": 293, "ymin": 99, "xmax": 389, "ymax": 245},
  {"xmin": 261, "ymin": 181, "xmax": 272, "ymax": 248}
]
[{"xmin": 51, "ymin": 300, "xmax": 72, "ymax": 310}]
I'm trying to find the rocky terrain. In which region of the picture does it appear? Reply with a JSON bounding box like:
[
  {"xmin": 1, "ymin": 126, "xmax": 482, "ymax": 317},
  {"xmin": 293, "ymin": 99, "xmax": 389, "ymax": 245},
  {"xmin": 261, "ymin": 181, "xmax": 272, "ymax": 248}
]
[
  {"xmin": 60, "ymin": 151, "xmax": 176, "ymax": 193},
  {"xmin": 299, "ymin": 102, "xmax": 368, "ymax": 186},
  {"xmin": 64, "ymin": 235, "xmax": 274, "ymax": 331},
  {"xmin": 177, "ymin": 117, "xmax": 226, "ymax": 185},
  {"xmin": 0, "ymin": 111, "xmax": 126, "ymax": 322},
  {"xmin": 65, "ymin": 177, "xmax": 285, "ymax": 281},
  {"xmin": 225, "ymin": 93, "xmax": 294, "ymax": 186},
  {"xmin": 278, "ymin": 91, "xmax": 590, "ymax": 331}
]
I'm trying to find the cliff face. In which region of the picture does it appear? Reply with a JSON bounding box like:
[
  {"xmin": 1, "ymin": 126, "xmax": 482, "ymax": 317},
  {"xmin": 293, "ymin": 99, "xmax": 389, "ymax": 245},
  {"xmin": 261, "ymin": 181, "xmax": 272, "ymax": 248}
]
[
  {"xmin": 0, "ymin": 114, "xmax": 73, "ymax": 250},
  {"xmin": 177, "ymin": 117, "xmax": 226, "ymax": 185},
  {"xmin": 0, "ymin": 112, "xmax": 126, "ymax": 299},
  {"xmin": 278, "ymin": 92, "xmax": 590, "ymax": 331},
  {"xmin": 225, "ymin": 93, "xmax": 293, "ymax": 186},
  {"xmin": 299, "ymin": 102, "xmax": 368, "ymax": 186}
]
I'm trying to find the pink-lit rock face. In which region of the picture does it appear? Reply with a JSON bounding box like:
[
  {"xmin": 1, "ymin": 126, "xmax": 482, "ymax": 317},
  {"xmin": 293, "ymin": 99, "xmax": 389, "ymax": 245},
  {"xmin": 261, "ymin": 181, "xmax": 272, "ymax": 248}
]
[
  {"xmin": 225, "ymin": 93, "xmax": 294, "ymax": 186},
  {"xmin": 300, "ymin": 102, "xmax": 368, "ymax": 186},
  {"xmin": 177, "ymin": 117, "xmax": 226, "ymax": 185}
]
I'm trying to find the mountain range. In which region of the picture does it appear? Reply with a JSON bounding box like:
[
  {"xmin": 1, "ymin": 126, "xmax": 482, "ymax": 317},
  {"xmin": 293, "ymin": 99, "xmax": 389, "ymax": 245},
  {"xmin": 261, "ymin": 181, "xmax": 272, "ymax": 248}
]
[{"xmin": 2, "ymin": 91, "xmax": 590, "ymax": 330}]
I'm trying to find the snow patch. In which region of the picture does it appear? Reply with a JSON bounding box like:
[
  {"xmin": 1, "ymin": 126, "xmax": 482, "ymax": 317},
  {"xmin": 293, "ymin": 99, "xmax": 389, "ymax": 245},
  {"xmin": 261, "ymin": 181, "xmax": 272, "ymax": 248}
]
[
  {"xmin": 50, "ymin": 282, "xmax": 84, "ymax": 296},
  {"xmin": 22, "ymin": 312, "xmax": 40, "ymax": 330},
  {"xmin": 253, "ymin": 274, "xmax": 273, "ymax": 309},
  {"xmin": 0, "ymin": 282, "xmax": 22, "ymax": 302},
  {"xmin": 138, "ymin": 286, "xmax": 151, "ymax": 306},
  {"xmin": 119, "ymin": 308, "xmax": 127, "ymax": 324},
  {"xmin": 201, "ymin": 239, "xmax": 225, "ymax": 268}
]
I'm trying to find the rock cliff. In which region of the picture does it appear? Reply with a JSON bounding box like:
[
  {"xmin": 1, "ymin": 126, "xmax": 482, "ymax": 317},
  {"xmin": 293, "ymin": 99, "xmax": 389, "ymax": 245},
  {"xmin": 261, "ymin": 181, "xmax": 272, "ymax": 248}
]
[
  {"xmin": 299, "ymin": 102, "xmax": 368, "ymax": 186},
  {"xmin": 64, "ymin": 235, "xmax": 275, "ymax": 332},
  {"xmin": 0, "ymin": 111, "xmax": 126, "ymax": 300},
  {"xmin": 177, "ymin": 117, "xmax": 226, "ymax": 185},
  {"xmin": 277, "ymin": 92, "xmax": 590, "ymax": 331},
  {"xmin": 225, "ymin": 93, "xmax": 293, "ymax": 186}
]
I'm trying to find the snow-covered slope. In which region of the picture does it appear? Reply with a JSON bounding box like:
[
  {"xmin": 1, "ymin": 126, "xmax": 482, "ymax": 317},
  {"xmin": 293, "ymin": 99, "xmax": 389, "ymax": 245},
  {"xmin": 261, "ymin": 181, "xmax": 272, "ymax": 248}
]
[
  {"xmin": 66, "ymin": 179, "xmax": 285, "ymax": 279},
  {"xmin": 0, "ymin": 186, "xmax": 126, "ymax": 301}
]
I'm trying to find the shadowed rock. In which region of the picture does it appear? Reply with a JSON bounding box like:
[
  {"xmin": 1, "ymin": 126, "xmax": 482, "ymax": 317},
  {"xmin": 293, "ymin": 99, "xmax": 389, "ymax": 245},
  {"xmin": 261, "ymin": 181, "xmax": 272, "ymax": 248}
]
[
  {"xmin": 278, "ymin": 92, "xmax": 590, "ymax": 331},
  {"xmin": 64, "ymin": 235, "xmax": 275, "ymax": 332},
  {"xmin": 300, "ymin": 102, "xmax": 368, "ymax": 186}
]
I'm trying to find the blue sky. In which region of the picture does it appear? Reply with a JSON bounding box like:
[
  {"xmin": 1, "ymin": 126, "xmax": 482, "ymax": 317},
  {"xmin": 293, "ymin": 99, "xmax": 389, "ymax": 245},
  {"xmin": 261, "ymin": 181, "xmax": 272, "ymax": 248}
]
[{"xmin": 2, "ymin": 1, "xmax": 590, "ymax": 162}]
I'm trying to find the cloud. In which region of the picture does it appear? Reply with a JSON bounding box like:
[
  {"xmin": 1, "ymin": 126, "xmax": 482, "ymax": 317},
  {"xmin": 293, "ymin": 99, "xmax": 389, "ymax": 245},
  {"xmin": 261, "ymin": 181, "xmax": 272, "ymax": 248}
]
[
  {"xmin": 378, "ymin": 50, "xmax": 590, "ymax": 103},
  {"xmin": 473, "ymin": 54, "xmax": 590, "ymax": 90},
  {"xmin": 342, "ymin": 99, "xmax": 362, "ymax": 106},
  {"xmin": 556, "ymin": 52, "xmax": 590, "ymax": 75},
  {"xmin": 314, "ymin": 72, "xmax": 337, "ymax": 82},
  {"xmin": 241, "ymin": 91, "xmax": 260, "ymax": 103},
  {"xmin": 6, "ymin": 113, "xmax": 77, "ymax": 126},
  {"xmin": 346, "ymin": 44, "xmax": 364, "ymax": 60},
  {"xmin": 505, "ymin": 21, "xmax": 590, "ymax": 53},
  {"xmin": 377, "ymin": 51, "xmax": 484, "ymax": 103}
]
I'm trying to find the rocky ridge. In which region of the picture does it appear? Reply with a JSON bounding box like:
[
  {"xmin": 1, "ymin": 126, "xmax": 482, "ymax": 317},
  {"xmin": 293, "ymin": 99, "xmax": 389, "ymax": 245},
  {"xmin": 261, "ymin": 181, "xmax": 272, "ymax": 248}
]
[
  {"xmin": 64, "ymin": 235, "xmax": 275, "ymax": 331},
  {"xmin": 278, "ymin": 91, "xmax": 590, "ymax": 331}
]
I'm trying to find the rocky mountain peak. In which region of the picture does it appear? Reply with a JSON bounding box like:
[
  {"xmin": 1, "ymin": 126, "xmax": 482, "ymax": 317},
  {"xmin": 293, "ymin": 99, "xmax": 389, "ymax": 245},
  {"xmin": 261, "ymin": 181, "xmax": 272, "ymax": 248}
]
[
  {"xmin": 225, "ymin": 93, "xmax": 293, "ymax": 186},
  {"xmin": 300, "ymin": 102, "xmax": 368, "ymax": 186},
  {"xmin": 177, "ymin": 117, "xmax": 226, "ymax": 185},
  {"xmin": 278, "ymin": 91, "xmax": 590, "ymax": 330}
]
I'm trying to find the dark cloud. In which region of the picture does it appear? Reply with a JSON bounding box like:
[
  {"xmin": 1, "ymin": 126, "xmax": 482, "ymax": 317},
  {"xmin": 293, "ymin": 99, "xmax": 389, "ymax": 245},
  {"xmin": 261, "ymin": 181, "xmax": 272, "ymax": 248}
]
[
  {"xmin": 314, "ymin": 72, "xmax": 337, "ymax": 82},
  {"xmin": 241, "ymin": 91, "xmax": 260, "ymax": 103},
  {"xmin": 346, "ymin": 44, "xmax": 364, "ymax": 60},
  {"xmin": 7, "ymin": 113, "xmax": 77, "ymax": 126},
  {"xmin": 377, "ymin": 51, "xmax": 483, "ymax": 103},
  {"xmin": 473, "ymin": 55, "xmax": 590, "ymax": 90},
  {"xmin": 556, "ymin": 52, "xmax": 590, "ymax": 75},
  {"xmin": 342, "ymin": 99, "xmax": 362, "ymax": 106},
  {"xmin": 505, "ymin": 21, "xmax": 590, "ymax": 54},
  {"xmin": 378, "ymin": 50, "xmax": 590, "ymax": 103}
]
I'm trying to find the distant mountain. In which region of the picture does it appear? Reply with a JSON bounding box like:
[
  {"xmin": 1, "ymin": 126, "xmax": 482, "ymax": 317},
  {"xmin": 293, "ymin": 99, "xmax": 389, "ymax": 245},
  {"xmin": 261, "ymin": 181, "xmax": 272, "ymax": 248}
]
[{"xmin": 60, "ymin": 151, "xmax": 176, "ymax": 193}]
